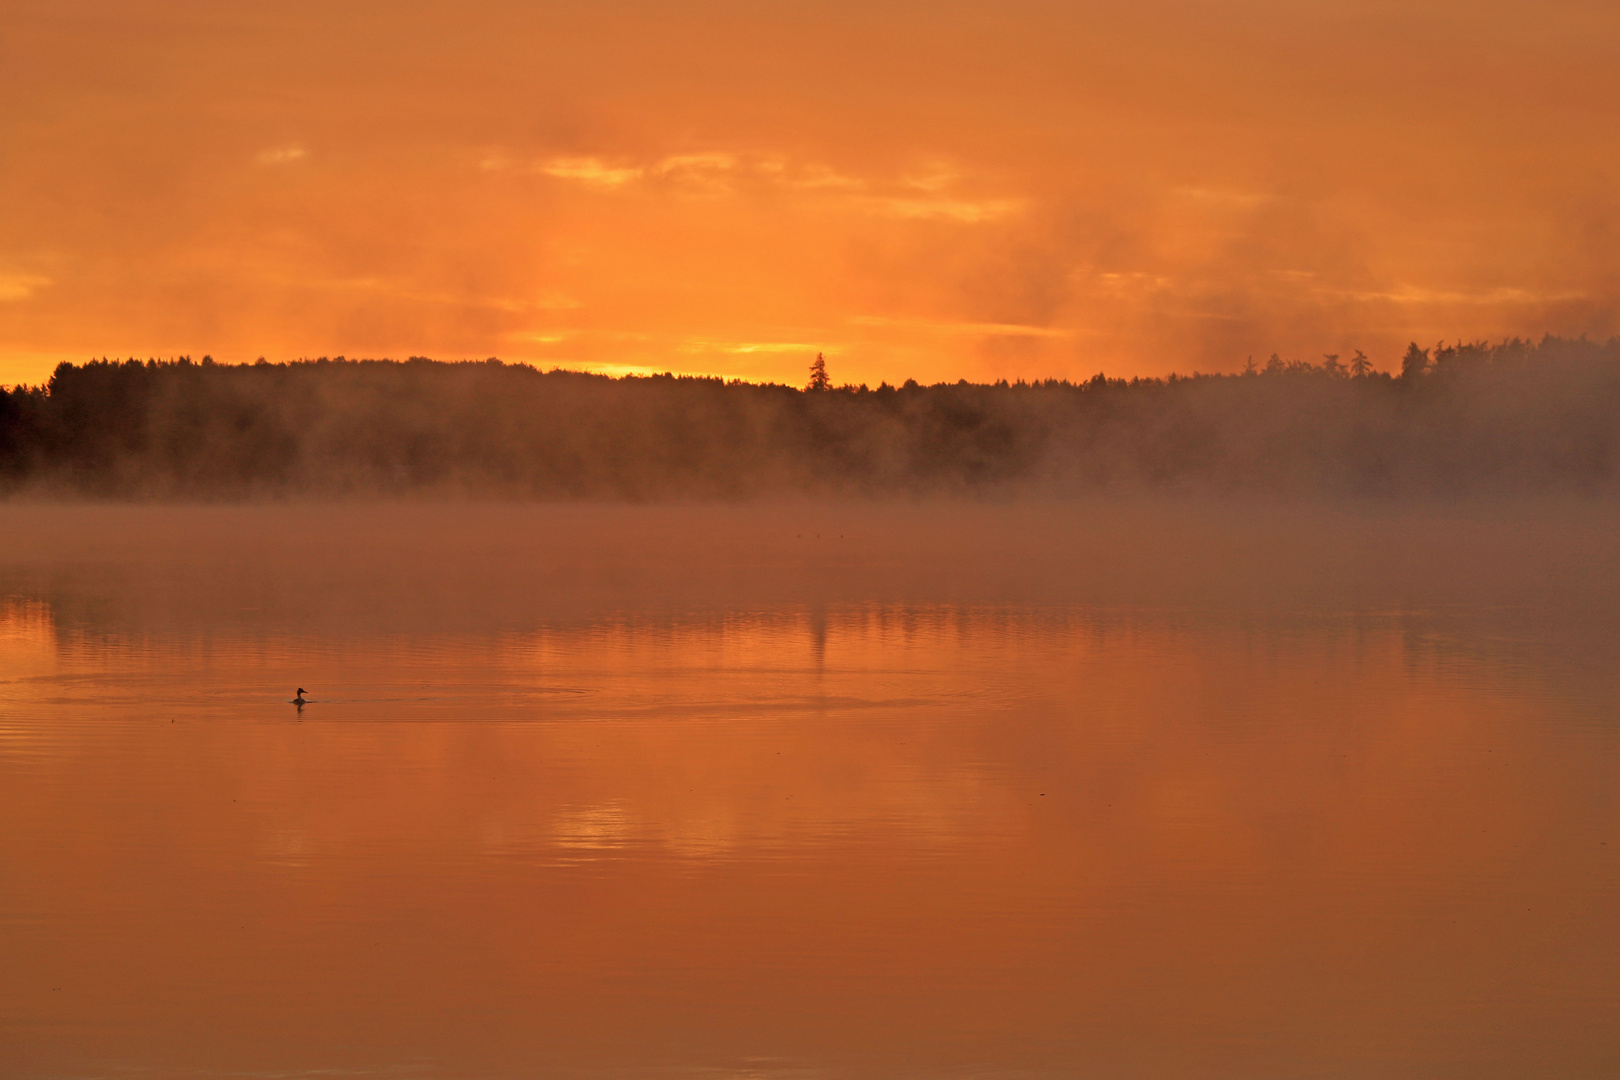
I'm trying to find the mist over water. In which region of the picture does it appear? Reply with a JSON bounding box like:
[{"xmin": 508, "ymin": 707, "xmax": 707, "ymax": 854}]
[{"xmin": 3, "ymin": 501, "xmax": 1618, "ymax": 1079}]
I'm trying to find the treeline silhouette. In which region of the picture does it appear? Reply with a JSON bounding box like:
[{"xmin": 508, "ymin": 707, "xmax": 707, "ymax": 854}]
[{"xmin": 2, "ymin": 337, "xmax": 1617, "ymax": 498}]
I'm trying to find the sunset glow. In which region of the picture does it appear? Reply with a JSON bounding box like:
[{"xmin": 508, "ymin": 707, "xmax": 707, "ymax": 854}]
[{"xmin": 5, "ymin": 0, "xmax": 1618, "ymax": 387}]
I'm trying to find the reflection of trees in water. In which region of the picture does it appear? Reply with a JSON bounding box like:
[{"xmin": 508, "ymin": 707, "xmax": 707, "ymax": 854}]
[{"xmin": 2, "ymin": 337, "xmax": 1619, "ymax": 497}]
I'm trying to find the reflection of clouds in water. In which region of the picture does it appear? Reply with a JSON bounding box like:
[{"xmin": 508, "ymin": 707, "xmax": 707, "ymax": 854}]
[
  {"xmin": 0, "ymin": 600, "xmax": 58, "ymax": 732},
  {"xmin": 550, "ymin": 801, "xmax": 637, "ymax": 851},
  {"xmin": 687, "ymin": 1064, "xmax": 821, "ymax": 1080},
  {"xmin": 509, "ymin": 603, "xmax": 1038, "ymax": 681},
  {"xmin": 481, "ymin": 804, "xmax": 639, "ymax": 861},
  {"xmin": 0, "ymin": 598, "xmax": 55, "ymax": 645},
  {"xmin": 262, "ymin": 828, "xmax": 312, "ymax": 868},
  {"xmin": 480, "ymin": 762, "xmax": 1004, "ymax": 864}
]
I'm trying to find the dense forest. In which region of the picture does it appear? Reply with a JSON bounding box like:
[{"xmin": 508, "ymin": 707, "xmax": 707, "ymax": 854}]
[{"xmin": 1, "ymin": 337, "xmax": 1617, "ymax": 498}]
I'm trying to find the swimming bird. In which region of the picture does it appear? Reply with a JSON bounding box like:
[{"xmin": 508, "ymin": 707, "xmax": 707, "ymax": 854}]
[{"xmin": 294, "ymin": 687, "xmax": 307, "ymax": 704}]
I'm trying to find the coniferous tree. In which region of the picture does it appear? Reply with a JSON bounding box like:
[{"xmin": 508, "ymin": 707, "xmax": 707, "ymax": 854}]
[
  {"xmin": 1400, "ymin": 343, "xmax": 1430, "ymax": 381},
  {"xmin": 807, "ymin": 353, "xmax": 831, "ymax": 392}
]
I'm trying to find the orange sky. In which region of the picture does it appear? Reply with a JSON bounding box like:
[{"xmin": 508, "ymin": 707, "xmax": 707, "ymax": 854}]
[{"xmin": 2, "ymin": 0, "xmax": 1618, "ymax": 387}]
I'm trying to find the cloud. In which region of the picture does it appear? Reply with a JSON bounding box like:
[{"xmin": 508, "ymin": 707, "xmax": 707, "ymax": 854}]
[
  {"xmin": 535, "ymin": 156, "xmax": 643, "ymax": 187},
  {"xmin": 505, "ymin": 331, "xmax": 574, "ymax": 345},
  {"xmin": 851, "ymin": 315, "xmax": 1074, "ymax": 339},
  {"xmin": 0, "ymin": 273, "xmax": 51, "ymax": 301},
  {"xmin": 527, "ymin": 150, "xmax": 1021, "ymax": 220},
  {"xmin": 1172, "ymin": 187, "xmax": 1272, "ymax": 208},
  {"xmin": 787, "ymin": 164, "xmax": 865, "ymax": 191},
  {"xmin": 677, "ymin": 338, "xmax": 821, "ymax": 354},
  {"xmin": 900, "ymin": 167, "xmax": 960, "ymax": 193},
  {"xmin": 652, "ymin": 153, "xmax": 738, "ymax": 176},
  {"xmin": 857, "ymin": 196, "xmax": 1024, "ymax": 223},
  {"xmin": 1327, "ymin": 284, "xmax": 1588, "ymax": 307},
  {"xmin": 284, "ymin": 274, "xmax": 583, "ymax": 316},
  {"xmin": 256, "ymin": 145, "xmax": 307, "ymax": 166}
]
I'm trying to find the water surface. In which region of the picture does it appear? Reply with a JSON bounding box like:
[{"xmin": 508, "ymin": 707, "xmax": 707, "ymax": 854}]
[{"xmin": 3, "ymin": 503, "xmax": 1618, "ymax": 1078}]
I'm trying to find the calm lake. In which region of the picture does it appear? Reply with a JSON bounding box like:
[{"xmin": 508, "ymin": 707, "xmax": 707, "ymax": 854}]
[{"xmin": 3, "ymin": 502, "xmax": 1618, "ymax": 1079}]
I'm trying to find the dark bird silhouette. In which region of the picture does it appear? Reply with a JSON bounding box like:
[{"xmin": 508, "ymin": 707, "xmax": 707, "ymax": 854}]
[{"xmin": 294, "ymin": 687, "xmax": 307, "ymax": 704}]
